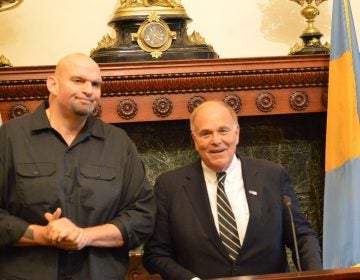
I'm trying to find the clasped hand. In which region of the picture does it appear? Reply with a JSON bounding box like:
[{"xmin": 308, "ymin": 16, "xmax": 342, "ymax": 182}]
[{"xmin": 44, "ymin": 208, "xmax": 87, "ymax": 250}]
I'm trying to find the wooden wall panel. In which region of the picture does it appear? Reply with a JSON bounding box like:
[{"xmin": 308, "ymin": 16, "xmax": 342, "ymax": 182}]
[{"xmin": 0, "ymin": 55, "xmax": 329, "ymax": 123}]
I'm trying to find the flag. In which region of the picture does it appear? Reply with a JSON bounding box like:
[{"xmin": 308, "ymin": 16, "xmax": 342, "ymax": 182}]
[{"xmin": 323, "ymin": 0, "xmax": 360, "ymax": 269}]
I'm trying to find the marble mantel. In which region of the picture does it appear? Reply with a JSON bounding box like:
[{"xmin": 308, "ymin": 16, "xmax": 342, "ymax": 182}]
[{"xmin": 0, "ymin": 54, "xmax": 328, "ymax": 123}]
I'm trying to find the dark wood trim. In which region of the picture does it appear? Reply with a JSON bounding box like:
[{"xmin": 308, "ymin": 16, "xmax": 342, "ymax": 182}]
[
  {"xmin": 206, "ymin": 267, "xmax": 360, "ymax": 280},
  {"xmin": 133, "ymin": 267, "xmax": 360, "ymax": 280},
  {"xmin": 0, "ymin": 55, "xmax": 329, "ymax": 123}
]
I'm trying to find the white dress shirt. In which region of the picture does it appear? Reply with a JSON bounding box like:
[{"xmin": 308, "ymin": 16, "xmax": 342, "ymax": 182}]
[{"xmin": 202, "ymin": 155, "xmax": 250, "ymax": 244}]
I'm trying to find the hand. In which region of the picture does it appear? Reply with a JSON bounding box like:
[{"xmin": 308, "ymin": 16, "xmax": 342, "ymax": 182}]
[
  {"xmin": 56, "ymin": 226, "xmax": 87, "ymax": 250},
  {"xmin": 44, "ymin": 207, "xmax": 62, "ymax": 222},
  {"xmin": 44, "ymin": 208, "xmax": 64, "ymax": 243},
  {"xmin": 44, "ymin": 208, "xmax": 87, "ymax": 250}
]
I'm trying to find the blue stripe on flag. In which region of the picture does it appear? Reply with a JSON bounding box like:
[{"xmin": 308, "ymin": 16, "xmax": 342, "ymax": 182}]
[
  {"xmin": 330, "ymin": 0, "xmax": 349, "ymax": 60},
  {"xmin": 323, "ymin": 158, "xmax": 360, "ymax": 268},
  {"xmin": 346, "ymin": 2, "xmax": 360, "ymax": 118}
]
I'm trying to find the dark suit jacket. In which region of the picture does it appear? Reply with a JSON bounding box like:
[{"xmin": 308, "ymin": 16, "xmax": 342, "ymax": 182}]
[{"xmin": 143, "ymin": 156, "xmax": 322, "ymax": 280}]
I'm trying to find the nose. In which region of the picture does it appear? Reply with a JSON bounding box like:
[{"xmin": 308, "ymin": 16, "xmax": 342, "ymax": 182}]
[
  {"xmin": 83, "ymin": 81, "xmax": 93, "ymax": 95},
  {"xmin": 210, "ymin": 132, "xmax": 222, "ymax": 145}
]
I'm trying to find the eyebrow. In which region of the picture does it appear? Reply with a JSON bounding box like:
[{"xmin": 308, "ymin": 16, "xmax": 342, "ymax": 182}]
[
  {"xmin": 197, "ymin": 125, "xmax": 233, "ymax": 134},
  {"xmin": 71, "ymin": 76, "xmax": 102, "ymax": 85}
]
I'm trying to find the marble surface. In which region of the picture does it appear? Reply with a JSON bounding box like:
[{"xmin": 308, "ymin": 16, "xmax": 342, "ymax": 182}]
[{"xmin": 119, "ymin": 112, "xmax": 326, "ymax": 237}]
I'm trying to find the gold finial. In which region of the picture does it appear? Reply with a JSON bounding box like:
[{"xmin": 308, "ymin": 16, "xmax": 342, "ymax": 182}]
[{"xmin": 289, "ymin": 0, "xmax": 330, "ymax": 55}]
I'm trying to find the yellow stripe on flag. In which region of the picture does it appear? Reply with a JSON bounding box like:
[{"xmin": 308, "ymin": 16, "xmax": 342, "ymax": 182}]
[{"xmin": 325, "ymin": 51, "xmax": 360, "ymax": 172}]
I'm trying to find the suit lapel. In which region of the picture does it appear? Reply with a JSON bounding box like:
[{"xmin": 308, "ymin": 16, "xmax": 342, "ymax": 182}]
[
  {"xmin": 240, "ymin": 156, "xmax": 264, "ymax": 251},
  {"xmin": 182, "ymin": 160, "xmax": 230, "ymax": 259},
  {"xmin": 182, "ymin": 157, "xmax": 266, "ymax": 261}
]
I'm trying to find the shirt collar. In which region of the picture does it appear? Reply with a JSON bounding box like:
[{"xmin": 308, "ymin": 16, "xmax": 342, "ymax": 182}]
[
  {"xmin": 30, "ymin": 101, "xmax": 105, "ymax": 140},
  {"xmin": 201, "ymin": 154, "xmax": 239, "ymax": 184},
  {"xmin": 30, "ymin": 101, "xmax": 51, "ymax": 131}
]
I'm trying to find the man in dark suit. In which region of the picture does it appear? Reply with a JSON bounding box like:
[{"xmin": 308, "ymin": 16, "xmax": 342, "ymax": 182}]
[{"xmin": 143, "ymin": 100, "xmax": 322, "ymax": 280}]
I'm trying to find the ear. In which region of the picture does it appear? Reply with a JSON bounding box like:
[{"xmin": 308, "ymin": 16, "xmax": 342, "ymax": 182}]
[
  {"xmin": 191, "ymin": 132, "xmax": 199, "ymax": 151},
  {"xmin": 46, "ymin": 75, "xmax": 59, "ymax": 95},
  {"xmin": 235, "ymin": 125, "xmax": 240, "ymax": 145}
]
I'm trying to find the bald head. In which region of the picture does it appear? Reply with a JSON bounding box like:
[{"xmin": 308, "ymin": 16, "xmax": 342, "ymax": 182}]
[
  {"xmin": 54, "ymin": 53, "xmax": 101, "ymax": 79},
  {"xmin": 190, "ymin": 100, "xmax": 239, "ymax": 132}
]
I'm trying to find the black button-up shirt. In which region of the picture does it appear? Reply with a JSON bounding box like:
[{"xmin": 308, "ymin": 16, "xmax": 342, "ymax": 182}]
[{"xmin": 0, "ymin": 101, "xmax": 156, "ymax": 280}]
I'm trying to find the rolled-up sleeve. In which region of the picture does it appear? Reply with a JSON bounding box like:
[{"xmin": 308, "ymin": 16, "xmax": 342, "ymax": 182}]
[{"xmin": 109, "ymin": 138, "xmax": 156, "ymax": 249}]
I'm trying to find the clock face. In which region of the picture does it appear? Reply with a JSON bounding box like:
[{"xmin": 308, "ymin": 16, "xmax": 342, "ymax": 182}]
[{"xmin": 142, "ymin": 22, "xmax": 168, "ymax": 48}]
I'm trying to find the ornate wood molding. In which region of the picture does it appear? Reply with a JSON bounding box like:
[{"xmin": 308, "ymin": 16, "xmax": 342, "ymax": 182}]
[{"xmin": 0, "ymin": 55, "xmax": 329, "ymax": 123}]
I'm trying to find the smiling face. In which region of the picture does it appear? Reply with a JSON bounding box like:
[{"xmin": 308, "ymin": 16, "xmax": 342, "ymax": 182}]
[{"xmin": 190, "ymin": 101, "xmax": 240, "ymax": 172}]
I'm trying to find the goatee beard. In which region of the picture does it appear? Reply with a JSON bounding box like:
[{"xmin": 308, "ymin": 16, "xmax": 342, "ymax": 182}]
[{"xmin": 72, "ymin": 102, "xmax": 96, "ymax": 117}]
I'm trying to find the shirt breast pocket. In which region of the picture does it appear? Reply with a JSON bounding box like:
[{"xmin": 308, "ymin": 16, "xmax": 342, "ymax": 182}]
[
  {"xmin": 16, "ymin": 162, "xmax": 57, "ymax": 207},
  {"xmin": 79, "ymin": 164, "xmax": 119, "ymax": 209}
]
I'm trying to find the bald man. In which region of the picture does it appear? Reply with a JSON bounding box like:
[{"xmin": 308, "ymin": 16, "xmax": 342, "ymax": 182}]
[
  {"xmin": 0, "ymin": 53, "xmax": 155, "ymax": 280},
  {"xmin": 143, "ymin": 101, "xmax": 322, "ymax": 280}
]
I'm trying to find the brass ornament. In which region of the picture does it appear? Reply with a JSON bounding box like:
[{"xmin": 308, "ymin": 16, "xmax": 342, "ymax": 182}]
[
  {"xmin": 91, "ymin": 35, "xmax": 117, "ymax": 56},
  {"xmin": 0, "ymin": 54, "xmax": 13, "ymax": 67},
  {"xmin": 113, "ymin": 0, "xmax": 186, "ymax": 19},
  {"xmin": 132, "ymin": 10, "xmax": 176, "ymax": 58},
  {"xmin": 0, "ymin": 0, "xmax": 23, "ymax": 12},
  {"xmin": 119, "ymin": 0, "xmax": 182, "ymax": 8},
  {"xmin": 188, "ymin": 31, "xmax": 206, "ymax": 45},
  {"xmin": 90, "ymin": 0, "xmax": 217, "ymax": 62},
  {"xmin": 0, "ymin": 0, "xmax": 24, "ymax": 67},
  {"xmin": 289, "ymin": 0, "xmax": 330, "ymax": 55}
]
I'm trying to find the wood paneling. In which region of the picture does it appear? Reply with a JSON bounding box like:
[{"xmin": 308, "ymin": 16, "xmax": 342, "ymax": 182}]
[{"xmin": 0, "ymin": 55, "xmax": 329, "ymax": 123}]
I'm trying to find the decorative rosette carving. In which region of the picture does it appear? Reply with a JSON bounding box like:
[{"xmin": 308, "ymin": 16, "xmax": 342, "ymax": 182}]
[
  {"xmin": 187, "ymin": 96, "xmax": 206, "ymax": 113},
  {"xmin": 153, "ymin": 97, "xmax": 173, "ymax": 118},
  {"xmin": 289, "ymin": 91, "xmax": 309, "ymax": 111},
  {"xmin": 223, "ymin": 94, "xmax": 242, "ymax": 113},
  {"xmin": 256, "ymin": 92, "xmax": 276, "ymax": 112},
  {"xmin": 8, "ymin": 104, "xmax": 30, "ymax": 119},
  {"xmin": 92, "ymin": 103, "xmax": 102, "ymax": 118},
  {"xmin": 117, "ymin": 99, "xmax": 138, "ymax": 120},
  {"xmin": 321, "ymin": 90, "xmax": 328, "ymax": 108}
]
